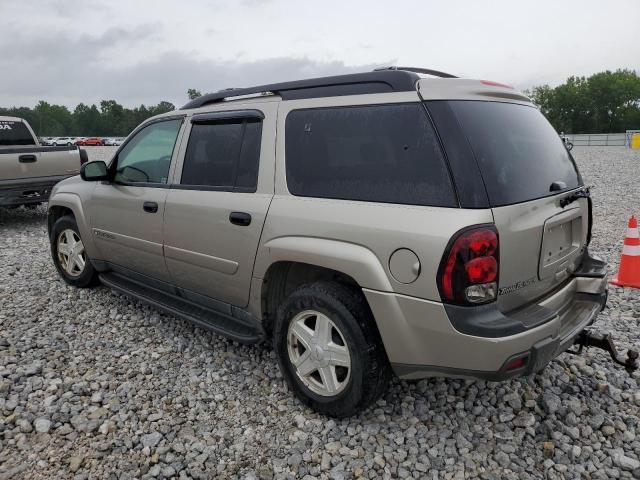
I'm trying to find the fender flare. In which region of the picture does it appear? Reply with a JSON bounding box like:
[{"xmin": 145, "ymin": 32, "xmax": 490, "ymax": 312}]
[
  {"xmin": 48, "ymin": 193, "xmax": 100, "ymax": 259},
  {"xmin": 255, "ymin": 236, "xmax": 392, "ymax": 291}
]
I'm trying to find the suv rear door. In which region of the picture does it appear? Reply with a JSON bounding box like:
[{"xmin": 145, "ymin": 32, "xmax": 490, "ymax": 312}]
[
  {"xmin": 162, "ymin": 102, "xmax": 277, "ymax": 308},
  {"xmin": 427, "ymin": 99, "xmax": 587, "ymax": 312}
]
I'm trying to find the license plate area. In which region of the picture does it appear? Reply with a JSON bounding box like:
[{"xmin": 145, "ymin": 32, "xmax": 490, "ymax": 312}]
[{"xmin": 539, "ymin": 208, "xmax": 583, "ymax": 280}]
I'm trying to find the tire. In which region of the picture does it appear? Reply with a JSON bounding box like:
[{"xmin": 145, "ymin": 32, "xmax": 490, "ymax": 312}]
[
  {"xmin": 274, "ymin": 281, "xmax": 391, "ymax": 417},
  {"xmin": 50, "ymin": 215, "xmax": 99, "ymax": 288}
]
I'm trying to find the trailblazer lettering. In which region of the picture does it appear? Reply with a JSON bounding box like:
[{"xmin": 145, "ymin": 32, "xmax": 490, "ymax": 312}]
[{"xmin": 498, "ymin": 277, "xmax": 536, "ymax": 296}]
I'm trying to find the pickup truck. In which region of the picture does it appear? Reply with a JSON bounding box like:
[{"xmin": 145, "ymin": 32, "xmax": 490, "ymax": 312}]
[{"xmin": 0, "ymin": 116, "xmax": 87, "ymax": 208}]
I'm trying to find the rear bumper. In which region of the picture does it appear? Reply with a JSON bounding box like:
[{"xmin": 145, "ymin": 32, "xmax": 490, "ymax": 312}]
[
  {"xmin": 0, "ymin": 175, "xmax": 71, "ymax": 207},
  {"xmin": 364, "ymin": 262, "xmax": 608, "ymax": 380}
]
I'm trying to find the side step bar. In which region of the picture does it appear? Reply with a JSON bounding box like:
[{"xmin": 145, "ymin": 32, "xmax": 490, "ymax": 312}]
[{"xmin": 99, "ymin": 272, "xmax": 264, "ymax": 344}]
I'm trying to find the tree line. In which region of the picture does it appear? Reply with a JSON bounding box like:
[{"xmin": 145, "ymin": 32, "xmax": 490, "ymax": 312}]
[
  {"xmin": 2, "ymin": 71, "xmax": 638, "ymax": 137},
  {"xmin": 0, "ymin": 100, "xmax": 176, "ymax": 137},
  {"xmin": 527, "ymin": 69, "xmax": 640, "ymax": 134}
]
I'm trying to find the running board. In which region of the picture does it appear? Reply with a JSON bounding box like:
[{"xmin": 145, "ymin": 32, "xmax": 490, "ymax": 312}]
[{"xmin": 99, "ymin": 272, "xmax": 264, "ymax": 344}]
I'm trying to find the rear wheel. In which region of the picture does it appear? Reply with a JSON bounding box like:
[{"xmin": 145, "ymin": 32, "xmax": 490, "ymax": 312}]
[
  {"xmin": 274, "ymin": 281, "xmax": 391, "ymax": 417},
  {"xmin": 50, "ymin": 215, "xmax": 99, "ymax": 287}
]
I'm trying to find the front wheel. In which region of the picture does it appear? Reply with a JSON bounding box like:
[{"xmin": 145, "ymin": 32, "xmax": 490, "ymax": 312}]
[
  {"xmin": 50, "ymin": 215, "xmax": 99, "ymax": 287},
  {"xmin": 274, "ymin": 281, "xmax": 391, "ymax": 417}
]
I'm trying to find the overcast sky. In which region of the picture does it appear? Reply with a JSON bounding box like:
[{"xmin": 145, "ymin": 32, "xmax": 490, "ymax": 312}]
[{"xmin": 1, "ymin": 0, "xmax": 638, "ymax": 109}]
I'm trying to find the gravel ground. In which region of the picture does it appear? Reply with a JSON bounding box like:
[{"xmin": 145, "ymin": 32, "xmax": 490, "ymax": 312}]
[{"xmin": 1, "ymin": 146, "xmax": 639, "ymax": 479}]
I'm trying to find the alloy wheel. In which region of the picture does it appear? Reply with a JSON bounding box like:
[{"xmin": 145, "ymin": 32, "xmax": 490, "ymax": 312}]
[
  {"xmin": 287, "ymin": 310, "xmax": 351, "ymax": 396},
  {"xmin": 57, "ymin": 229, "xmax": 86, "ymax": 277}
]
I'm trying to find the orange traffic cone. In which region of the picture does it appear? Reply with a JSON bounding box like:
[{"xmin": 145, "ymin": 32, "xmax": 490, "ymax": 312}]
[{"xmin": 610, "ymin": 215, "xmax": 640, "ymax": 288}]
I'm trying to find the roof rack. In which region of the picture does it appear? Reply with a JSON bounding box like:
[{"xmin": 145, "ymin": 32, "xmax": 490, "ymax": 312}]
[
  {"xmin": 373, "ymin": 66, "xmax": 458, "ymax": 79},
  {"xmin": 182, "ymin": 67, "xmax": 458, "ymax": 109},
  {"xmin": 181, "ymin": 70, "xmax": 425, "ymax": 109}
]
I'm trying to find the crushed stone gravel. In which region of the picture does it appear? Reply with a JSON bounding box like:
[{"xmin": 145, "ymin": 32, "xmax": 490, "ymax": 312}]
[{"xmin": 0, "ymin": 146, "xmax": 639, "ymax": 479}]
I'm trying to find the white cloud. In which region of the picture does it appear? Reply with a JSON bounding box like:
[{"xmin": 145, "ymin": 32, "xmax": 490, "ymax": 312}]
[{"xmin": 1, "ymin": 0, "xmax": 638, "ymax": 107}]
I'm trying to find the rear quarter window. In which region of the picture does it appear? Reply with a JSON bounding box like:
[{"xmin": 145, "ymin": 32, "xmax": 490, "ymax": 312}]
[
  {"xmin": 285, "ymin": 103, "xmax": 457, "ymax": 207},
  {"xmin": 0, "ymin": 121, "xmax": 35, "ymax": 146}
]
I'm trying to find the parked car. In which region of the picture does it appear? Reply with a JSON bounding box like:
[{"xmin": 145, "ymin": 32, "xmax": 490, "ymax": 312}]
[
  {"xmin": 103, "ymin": 137, "xmax": 124, "ymax": 146},
  {"xmin": 47, "ymin": 68, "xmax": 612, "ymax": 417},
  {"xmin": 77, "ymin": 137, "xmax": 104, "ymax": 146},
  {"xmin": 53, "ymin": 137, "xmax": 75, "ymax": 146},
  {"xmin": 41, "ymin": 137, "xmax": 55, "ymax": 146},
  {"xmin": 0, "ymin": 116, "xmax": 87, "ymax": 208}
]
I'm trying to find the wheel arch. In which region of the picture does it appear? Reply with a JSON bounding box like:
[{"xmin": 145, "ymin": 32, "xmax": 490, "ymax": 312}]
[
  {"xmin": 258, "ymin": 261, "xmax": 390, "ymax": 345},
  {"xmin": 47, "ymin": 193, "xmax": 99, "ymax": 258},
  {"xmin": 254, "ymin": 236, "xmax": 393, "ymax": 337}
]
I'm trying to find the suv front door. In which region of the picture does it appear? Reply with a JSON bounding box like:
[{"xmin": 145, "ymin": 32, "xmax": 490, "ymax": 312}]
[
  {"xmin": 163, "ymin": 104, "xmax": 276, "ymax": 307},
  {"xmin": 89, "ymin": 117, "xmax": 184, "ymax": 283}
]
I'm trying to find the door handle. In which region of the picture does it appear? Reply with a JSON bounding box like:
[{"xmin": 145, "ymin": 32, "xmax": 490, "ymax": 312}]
[
  {"xmin": 143, "ymin": 201, "xmax": 158, "ymax": 213},
  {"xmin": 19, "ymin": 154, "xmax": 37, "ymax": 163},
  {"xmin": 229, "ymin": 211, "xmax": 252, "ymax": 226}
]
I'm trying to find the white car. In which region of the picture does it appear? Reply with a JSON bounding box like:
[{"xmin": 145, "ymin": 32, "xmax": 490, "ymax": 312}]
[
  {"xmin": 103, "ymin": 137, "xmax": 124, "ymax": 146},
  {"xmin": 53, "ymin": 137, "xmax": 75, "ymax": 146}
]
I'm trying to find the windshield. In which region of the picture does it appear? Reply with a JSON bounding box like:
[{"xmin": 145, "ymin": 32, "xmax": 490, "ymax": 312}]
[{"xmin": 448, "ymin": 101, "xmax": 581, "ymax": 207}]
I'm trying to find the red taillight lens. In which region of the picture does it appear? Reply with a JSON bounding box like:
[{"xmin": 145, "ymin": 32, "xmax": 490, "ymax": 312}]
[
  {"xmin": 465, "ymin": 257, "xmax": 498, "ymax": 283},
  {"xmin": 438, "ymin": 226, "xmax": 499, "ymax": 305}
]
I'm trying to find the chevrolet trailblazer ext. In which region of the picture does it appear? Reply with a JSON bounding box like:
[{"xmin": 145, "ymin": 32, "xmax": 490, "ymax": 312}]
[{"xmin": 47, "ymin": 68, "xmax": 611, "ymax": 417}]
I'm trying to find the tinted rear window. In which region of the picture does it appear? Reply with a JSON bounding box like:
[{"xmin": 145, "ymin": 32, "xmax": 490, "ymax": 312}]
[
  {"xmin": 285, "ymin": 104, "xmax": 456, "ymax": 207},
  {"xmin": 0, "ymin": 121, "xmax": 35, "ymax": 146},
  {"xmin": 181, "ymin": 118, "xmax": 262, "ymax": 191},
  {"xmin": 448, "ymin": 101, "xmax": 581, "ymax": 206}
]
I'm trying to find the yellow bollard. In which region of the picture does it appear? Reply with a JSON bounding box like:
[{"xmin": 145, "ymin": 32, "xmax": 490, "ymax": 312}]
[{"xmin": 631, "ymin": 133, "xmax": 640, "ymax": 149}]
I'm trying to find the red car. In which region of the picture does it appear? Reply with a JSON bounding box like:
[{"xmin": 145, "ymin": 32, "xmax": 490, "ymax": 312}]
[{"xmin": 78, "ymin": 137, "xmax": 104, "ymax": 146}]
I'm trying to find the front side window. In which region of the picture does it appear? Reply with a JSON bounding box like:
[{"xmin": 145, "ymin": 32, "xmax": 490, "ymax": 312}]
[
  {"xmin": 285, "ymin": 104, "xmax": 456, "ymax": 207},
  {"xmin": 114, "ymin": 119, "xmax": 182, "ymax": 184},
  {"xmin": 181, "ymin": 118, "xmax": 262, "ymax": 191},
  {"xmin": 0, "ymin": 121, "xmax": 35, "ymax": 146}
]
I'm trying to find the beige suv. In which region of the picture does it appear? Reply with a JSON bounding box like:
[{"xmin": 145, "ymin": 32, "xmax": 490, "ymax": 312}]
[{"xmin": 47, "ymin": 68, "xmax": 609, "ymax": 417}]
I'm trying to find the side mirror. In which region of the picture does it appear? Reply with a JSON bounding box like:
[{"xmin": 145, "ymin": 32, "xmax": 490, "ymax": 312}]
[{"xmin": 80, "ymin": 161, "xmax": 109, "ymax": 181}]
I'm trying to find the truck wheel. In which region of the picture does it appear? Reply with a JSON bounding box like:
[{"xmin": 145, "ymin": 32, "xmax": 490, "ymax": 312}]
[
  {"xmin": 274, "ymin": 281, "xmax": 391, "ymax": 417},
  {"xmin": 50, "ymin": 215, "xmax": 99, "ymax": 287}
]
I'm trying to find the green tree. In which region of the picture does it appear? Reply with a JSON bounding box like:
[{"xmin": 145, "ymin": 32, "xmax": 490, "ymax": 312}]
[
  {"xmin": 1, "ymin": 99, "xmax": 178, "ymax": 137},
  {"xmin": 187, "ymin": 88, "xmax": 202, "ymax": 100},
  {"xmin": 529, "ymin": 69, "xmax": 640, "ymax": 133}
]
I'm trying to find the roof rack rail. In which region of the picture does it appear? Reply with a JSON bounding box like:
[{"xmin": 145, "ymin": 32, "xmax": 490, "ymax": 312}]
[
  {"xmin": 181, "ymin": 70, "xmax": 422, "ymax": 110},
  {"xmin": 373, "ymin": 66, "xmax": 458, "ymax": 79}
]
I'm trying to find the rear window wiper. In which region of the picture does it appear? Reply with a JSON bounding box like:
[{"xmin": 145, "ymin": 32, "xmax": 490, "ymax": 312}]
[{"xmin": 559, "ymin": 185, "xmax": 591, "ymax": 208}]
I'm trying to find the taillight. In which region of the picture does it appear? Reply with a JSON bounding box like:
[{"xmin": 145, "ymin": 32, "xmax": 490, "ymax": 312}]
[{"xmin": 438, "ymin": 225, "xmax": 499, "ymax": 305}]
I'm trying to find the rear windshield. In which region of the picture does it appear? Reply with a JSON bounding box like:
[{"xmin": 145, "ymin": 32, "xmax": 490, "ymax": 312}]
[
  {"xmin": 0, "ymin": 121, "xmax": 36, "ymax": 146},
  {"xmin": 448, "ymin": 101, "xmax": 581, "ymax": 206}
]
